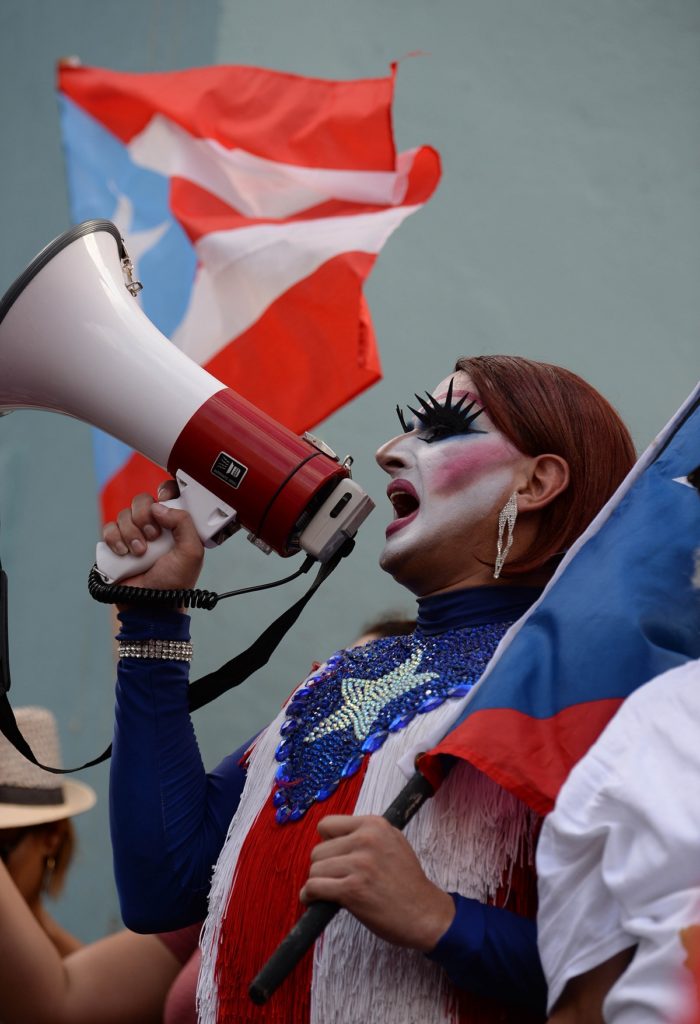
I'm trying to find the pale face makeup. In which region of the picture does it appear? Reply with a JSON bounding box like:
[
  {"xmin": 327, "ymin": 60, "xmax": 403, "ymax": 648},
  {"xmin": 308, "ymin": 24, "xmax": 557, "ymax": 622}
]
[{"xmin": 375, "ymin": 371, "xmax": 529, "ymax": 596}]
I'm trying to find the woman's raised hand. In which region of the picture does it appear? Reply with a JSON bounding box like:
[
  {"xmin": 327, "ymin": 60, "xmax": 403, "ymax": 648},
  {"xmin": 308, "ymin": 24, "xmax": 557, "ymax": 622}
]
[{"xmin": 102, "ymin": 481, "xmax": 204, "ymax": 593}]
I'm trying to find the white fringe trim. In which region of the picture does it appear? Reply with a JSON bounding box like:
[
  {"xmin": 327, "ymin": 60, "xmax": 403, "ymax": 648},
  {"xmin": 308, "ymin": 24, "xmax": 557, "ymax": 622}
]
[
  {"xmin": 196, "ymin": 704, "xmax": 286, "ymax": 1024},
  {"xmin": 309, "ymin": 697, "xmax": 536, "ymax": 1024},
  {"xmin": 197, "ymin": 680, "xmax": 536, "ymax": 1024}
]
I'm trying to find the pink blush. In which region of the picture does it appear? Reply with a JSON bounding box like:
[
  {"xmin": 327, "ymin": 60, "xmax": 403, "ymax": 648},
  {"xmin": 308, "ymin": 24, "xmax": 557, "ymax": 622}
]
[{"xmin": 431, "ymin": 438, "xmax": 513, "ymax": 494}]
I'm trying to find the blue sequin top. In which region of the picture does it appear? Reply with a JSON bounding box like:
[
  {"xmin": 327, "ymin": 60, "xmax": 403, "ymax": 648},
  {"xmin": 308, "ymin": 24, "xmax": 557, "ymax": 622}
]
[{"xmin": 272, "ymin": 586, "xmax": 542, "ymax": 824}]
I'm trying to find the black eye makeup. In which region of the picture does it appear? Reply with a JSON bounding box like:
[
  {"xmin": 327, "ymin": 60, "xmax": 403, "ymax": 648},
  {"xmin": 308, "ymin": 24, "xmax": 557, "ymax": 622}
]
[{"xmin": 396, "ymin": 378, "xmax": 486, "ymax": 444}]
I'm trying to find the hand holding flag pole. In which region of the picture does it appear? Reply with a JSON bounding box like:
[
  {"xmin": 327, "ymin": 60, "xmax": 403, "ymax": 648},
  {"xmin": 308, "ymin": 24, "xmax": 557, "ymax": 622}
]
[
  {"xmin": 250, "ymin": 381, "xmax": 700, "ymax": 1005},
  {"xmin": 249, "ymin": 767, "xmax": 440, "ymax": 1005}
]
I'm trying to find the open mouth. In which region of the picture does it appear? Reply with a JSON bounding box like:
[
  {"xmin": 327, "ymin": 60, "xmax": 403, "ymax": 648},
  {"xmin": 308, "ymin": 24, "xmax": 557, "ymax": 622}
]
[{"xmin": 386, "ymin": 481, "xmax": 420, "ymax": 535}]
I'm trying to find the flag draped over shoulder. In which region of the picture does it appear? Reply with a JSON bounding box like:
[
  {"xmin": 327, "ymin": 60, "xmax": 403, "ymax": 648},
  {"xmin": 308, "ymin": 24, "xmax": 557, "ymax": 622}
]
[
  {"xmin": 418, "ymin": 385, "xmax": 700, "ymax": 815},
  {"xmin": 56, "ymin": 62, "xmax": 441, "ymax": 523}
]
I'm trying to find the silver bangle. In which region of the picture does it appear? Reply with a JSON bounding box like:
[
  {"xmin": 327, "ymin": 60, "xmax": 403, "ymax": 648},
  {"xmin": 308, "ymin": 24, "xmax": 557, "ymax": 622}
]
[{"xmin": 118, "ymin": 639, "xmax": 193, "ymax": 663}]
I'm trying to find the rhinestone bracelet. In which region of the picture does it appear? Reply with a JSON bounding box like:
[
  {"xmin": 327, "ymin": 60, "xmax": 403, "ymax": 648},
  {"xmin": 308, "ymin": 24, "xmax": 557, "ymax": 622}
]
[{"xmin": 118, "ymin": 639, "xmax": 193, "ymax": 662}]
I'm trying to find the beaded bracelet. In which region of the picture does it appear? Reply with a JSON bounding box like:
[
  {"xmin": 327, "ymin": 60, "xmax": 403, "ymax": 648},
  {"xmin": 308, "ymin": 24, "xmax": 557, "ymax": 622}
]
[{"xmin": 118, "ymin": 639, "xmax": 193, "ymax": 662}]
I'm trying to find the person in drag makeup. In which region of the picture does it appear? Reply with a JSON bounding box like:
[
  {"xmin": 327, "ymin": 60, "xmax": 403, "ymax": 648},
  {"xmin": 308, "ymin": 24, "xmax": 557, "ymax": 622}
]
[{"xmin": 104, "ymin": 355, "xmax": 636, "ymax": 1024}]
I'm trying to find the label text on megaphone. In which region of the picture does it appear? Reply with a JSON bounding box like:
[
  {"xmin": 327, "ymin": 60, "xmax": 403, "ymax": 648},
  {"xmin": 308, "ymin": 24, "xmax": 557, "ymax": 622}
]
[{"xmin": 212, "ymin": 452, "xmax": 249, "ymax": 489}]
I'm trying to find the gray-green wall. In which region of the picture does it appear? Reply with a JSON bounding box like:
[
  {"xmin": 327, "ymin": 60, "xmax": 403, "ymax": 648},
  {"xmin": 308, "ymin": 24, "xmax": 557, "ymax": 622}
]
[{"xmin": 0, "ymin": 0, "xmax": 698, "ymax": 939}]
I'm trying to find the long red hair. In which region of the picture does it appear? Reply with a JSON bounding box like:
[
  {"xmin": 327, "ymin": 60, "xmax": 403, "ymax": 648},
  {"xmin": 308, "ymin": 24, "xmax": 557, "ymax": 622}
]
[{"xmin": 455, "ymin": 355, "xmax": 636, "ymax": 574}]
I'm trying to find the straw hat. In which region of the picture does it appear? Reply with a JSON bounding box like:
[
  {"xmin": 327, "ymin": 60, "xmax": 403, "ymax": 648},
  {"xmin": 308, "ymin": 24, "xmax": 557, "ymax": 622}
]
[{"xmin": 0, "ymin": 707, "xmax": 96, "ymax": 827}]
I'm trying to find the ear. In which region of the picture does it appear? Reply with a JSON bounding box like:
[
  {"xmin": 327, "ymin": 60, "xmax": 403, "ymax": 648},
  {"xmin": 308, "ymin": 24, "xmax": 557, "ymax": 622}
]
[{"xmin": 517, "ymin": 454, "xmax": 570, "ymax": 512}]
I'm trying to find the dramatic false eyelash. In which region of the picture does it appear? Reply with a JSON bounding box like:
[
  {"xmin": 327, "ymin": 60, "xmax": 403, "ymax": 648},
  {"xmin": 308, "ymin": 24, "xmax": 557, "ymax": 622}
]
[
  {"xmin": 396, "ymin": 378, "xmax": 486, "ymax": 442},
  {"xmin": 396, "ymin": 404, "xmax": 413, "ymax": 433}
]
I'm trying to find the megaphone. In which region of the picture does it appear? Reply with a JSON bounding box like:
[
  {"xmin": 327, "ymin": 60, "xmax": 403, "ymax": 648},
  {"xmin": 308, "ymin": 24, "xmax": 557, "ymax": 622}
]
[{"xmin": 0, "ymin": 220, "xmax": 374, "ymax": 581}]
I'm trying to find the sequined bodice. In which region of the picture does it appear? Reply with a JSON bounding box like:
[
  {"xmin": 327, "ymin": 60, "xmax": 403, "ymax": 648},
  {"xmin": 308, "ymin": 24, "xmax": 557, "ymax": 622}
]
[{"xmin": 271, "ymin": 622, "xmax": 511, "ymax": 823}]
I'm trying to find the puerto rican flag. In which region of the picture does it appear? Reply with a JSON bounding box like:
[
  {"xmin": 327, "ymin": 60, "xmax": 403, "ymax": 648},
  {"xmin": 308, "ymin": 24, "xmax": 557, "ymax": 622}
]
[
  {"xmin": 57, "ymin": 62, "xmax": 440, "ymax": 524},
  {"xmin": 418, "ymin": 383, "xmax": 700, "ymax": 813}
]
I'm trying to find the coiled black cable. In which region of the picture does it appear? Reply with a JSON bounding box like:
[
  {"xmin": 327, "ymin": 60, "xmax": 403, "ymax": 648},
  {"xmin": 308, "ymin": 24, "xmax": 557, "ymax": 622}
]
[{"xmin": 88, "ymin": 556, "xmax": 316, "ymax": 610}]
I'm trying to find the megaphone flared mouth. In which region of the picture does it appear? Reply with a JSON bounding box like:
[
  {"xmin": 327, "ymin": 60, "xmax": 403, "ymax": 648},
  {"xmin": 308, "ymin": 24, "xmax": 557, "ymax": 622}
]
[
  {"xmin": 0, "ymin": 217, "xmax": 205, "ymax": 457},
  {"xmin": 0, "ymin": 220, "xmax": 126, "ymax": 327}
]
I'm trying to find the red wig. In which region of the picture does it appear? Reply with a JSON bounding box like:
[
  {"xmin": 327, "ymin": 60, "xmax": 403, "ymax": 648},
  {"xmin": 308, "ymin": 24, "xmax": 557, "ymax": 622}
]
[{"xmin": 455, "ymin": 355, "xmax": 636, "ymax": 575}]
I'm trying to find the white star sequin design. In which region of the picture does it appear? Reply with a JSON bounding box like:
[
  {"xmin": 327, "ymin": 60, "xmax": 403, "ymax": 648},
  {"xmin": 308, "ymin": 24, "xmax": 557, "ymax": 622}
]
[{"xmin": 304, "ymin": 649, "xmax": 439, "ymax": 744}]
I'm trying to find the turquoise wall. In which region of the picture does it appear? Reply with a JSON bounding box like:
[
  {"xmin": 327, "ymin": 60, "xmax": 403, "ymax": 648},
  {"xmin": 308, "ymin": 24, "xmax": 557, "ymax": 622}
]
[{"xmin": 0, "ymin": 0, "xmax": 698, "ymax": 939}]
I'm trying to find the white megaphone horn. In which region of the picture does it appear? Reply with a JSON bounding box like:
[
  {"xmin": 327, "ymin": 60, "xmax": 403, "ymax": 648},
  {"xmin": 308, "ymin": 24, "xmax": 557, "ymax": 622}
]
[{"xmin": 0, "ymin": 220, "xmax": 374, "ymax": 581}]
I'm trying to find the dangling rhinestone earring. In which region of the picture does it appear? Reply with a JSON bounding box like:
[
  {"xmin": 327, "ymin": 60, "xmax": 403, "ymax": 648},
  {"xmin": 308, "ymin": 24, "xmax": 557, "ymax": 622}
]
[{"xmin": 494, "ymin": 492, "xmax": 518, "ymax": 579}]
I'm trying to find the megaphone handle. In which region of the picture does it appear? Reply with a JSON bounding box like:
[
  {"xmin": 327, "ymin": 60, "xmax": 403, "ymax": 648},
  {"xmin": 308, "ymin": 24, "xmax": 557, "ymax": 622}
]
[
  {"xmin": 94, "ymin": 473, "xmax": 239, "ymax": 584},
  {"xmin": 95, "ymin": 499, "xmax": 181, "ymax": 583}
]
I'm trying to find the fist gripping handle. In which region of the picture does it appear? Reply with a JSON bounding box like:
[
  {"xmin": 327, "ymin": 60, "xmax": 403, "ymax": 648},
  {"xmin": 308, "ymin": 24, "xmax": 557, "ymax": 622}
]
[{"xmin": 94, "ymin": 471, "xmax": 238, "ymax": 584}]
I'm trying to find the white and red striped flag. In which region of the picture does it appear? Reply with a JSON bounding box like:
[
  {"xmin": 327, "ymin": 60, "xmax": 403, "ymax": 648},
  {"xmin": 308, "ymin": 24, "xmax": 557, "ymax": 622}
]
[{"xmin": 57, "ymin": 62, "xmax": 441, "ymax": 522}]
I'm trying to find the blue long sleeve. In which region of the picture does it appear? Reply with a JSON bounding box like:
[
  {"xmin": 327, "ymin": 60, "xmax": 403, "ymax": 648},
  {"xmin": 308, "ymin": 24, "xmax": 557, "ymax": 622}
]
[
  {"xmin": 427, "ymin": 893, "xmax": 547, "ymax": 1013},
  {"xmin": 110, "ymin": 609, "xmax": 248, "ymax": 932}
]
